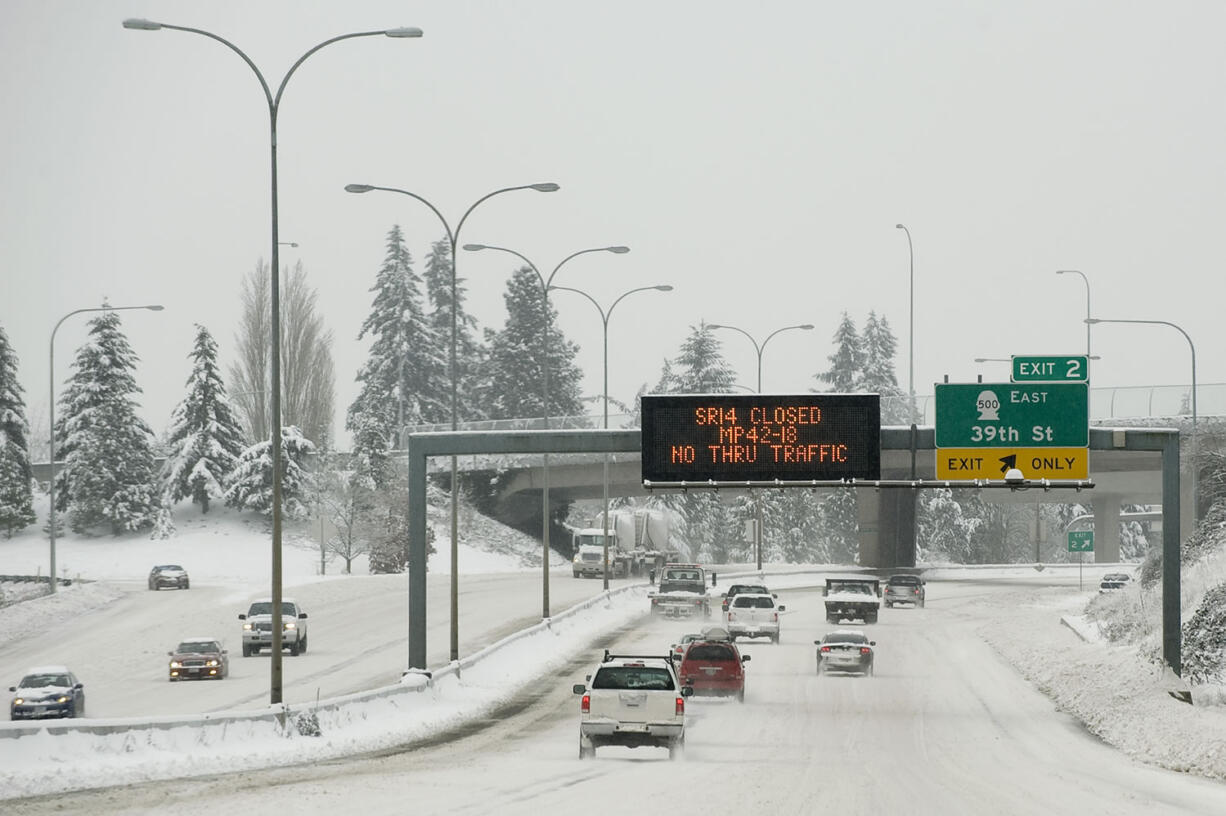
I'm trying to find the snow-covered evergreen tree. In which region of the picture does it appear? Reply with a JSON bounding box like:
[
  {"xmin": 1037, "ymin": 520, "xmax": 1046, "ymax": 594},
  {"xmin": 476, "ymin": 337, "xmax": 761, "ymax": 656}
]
[
  {"xmin": 481, "ymin": 266, "xmax": 583, "ymax": 420},
  {"xmin": 815, "ymin": 312, "xmax": 864, "ymax": 393},
  {"xmin": 422, "ymin": 237, "xmax": 485, "ymax": 423},
  {"xmin": 653, "ymin": 322, "xmax": 737, "ymax": 394},
  {"xmin": 917, "ymin": 487, "xmax": 979, "ymax": 562},
  {"xmin": 53, "ymin": 309, "xmax": 160, "ymax": 535},
  {"xmin": 347, "ymin": 226, "xmax": 440, "ymax": 485},
  {"xmin": 861, "ymin": 312, "xmax": 909, "ymax": 423},
  {"xmin": 0, "ymin": 324, "xmax": 37, "ymax": 537},
  {"xmin": 820, "ymin": 488, "xmax": 860, "ymax": 563},
  {"xmin": 161, "ymin": 325, "xmax": 247, "ymax": 513},
  {"xmin": 223, "ymin": 425, "xmax": 316, "ymax": 519}
]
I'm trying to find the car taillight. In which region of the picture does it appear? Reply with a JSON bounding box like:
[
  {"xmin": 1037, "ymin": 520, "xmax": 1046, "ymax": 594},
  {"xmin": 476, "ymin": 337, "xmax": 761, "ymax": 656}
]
[
  {"xmin": 581, "ymin": 694, "xmax": 590, "ymax": 714},
  {"xmin": 727, "ymin": 612, "xmax": 733, "ymax": 622},
  {"xmin": 676, "ymin": 697, "xmax": 685, "ymax": 715},
  {"xmin": 820, "ymin": 646, "xmax": 831, "ymax": 653},
  {"xmin": 913, "ymin": 588, "xmax": 919, "ymax": 594},
  {"xmin": 860, "ymin": 647, "xmax": 871, "ymax": 655},
  {"xmin": 772, "ymin": 612, "xmax": 778, "ymax": 622}
]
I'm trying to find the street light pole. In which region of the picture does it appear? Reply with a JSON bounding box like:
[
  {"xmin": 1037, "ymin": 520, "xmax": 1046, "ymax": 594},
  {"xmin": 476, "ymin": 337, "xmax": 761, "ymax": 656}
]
[
  {"xmin": 552, "ymin": 284, "xmax": 673, "ymax": 590},
  {"xmin": 707, "ymin": 322, "xmax": 814, "ymax": 569},
  {"xmin": 1087, "ymin": 317, "xmax": 1198, "ymax": 522},
  {"xmin": 464, "ymin": 243, "xmax": 630, "ymax": 616},
  {"xmin": 1057, "ymin": 270, "xmax": 1092, "ymax": 360},
  {"xmin": 343, "ymin": 182, "xmax": 558, "ymax": 663},
  {"xmin": 125, "ymin": 17, "xmax": 422, "ymax": 704},
  {"xmin": 895, "ymin": 224, "xmax": 915, "ymax": 422},
  {"xmin": 48, "ymin": 303, "xmax": 163, "ymax": 593}
]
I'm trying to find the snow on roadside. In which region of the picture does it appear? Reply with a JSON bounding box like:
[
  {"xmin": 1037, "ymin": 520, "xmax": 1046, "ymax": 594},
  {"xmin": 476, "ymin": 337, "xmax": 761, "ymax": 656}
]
[
  {"xmin": 0, "ymin": 582, "xmax": 125, "ymax": 652},
  {"xmin": 975, "ymin": 586, "xmax": 1226, "ymax": 781}
]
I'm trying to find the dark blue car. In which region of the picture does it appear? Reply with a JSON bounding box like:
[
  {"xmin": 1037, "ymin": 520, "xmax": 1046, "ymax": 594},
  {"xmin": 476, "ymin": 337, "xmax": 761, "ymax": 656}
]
[{"xmin": 9, "ymin": 667, "xmax": 85, "ymax": 720}]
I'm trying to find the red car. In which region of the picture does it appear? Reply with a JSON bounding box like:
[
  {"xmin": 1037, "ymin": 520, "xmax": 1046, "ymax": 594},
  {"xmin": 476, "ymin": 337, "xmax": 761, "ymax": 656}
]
[{"xmin": 676, "ymin": 629, "xmax": 749, "ymax": 702}]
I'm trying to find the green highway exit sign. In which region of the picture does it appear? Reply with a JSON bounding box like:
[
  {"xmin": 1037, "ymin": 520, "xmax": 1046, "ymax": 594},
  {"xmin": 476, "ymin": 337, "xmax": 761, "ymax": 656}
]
[
  {"xmin": 1067, "ymin": 530, "xmax": 1094, "ymax": 552},
  {"xmin": 1012, "ymin": 355, "xmax": 1089, "ymax": 383},
  {"xmin": 934, "ymin": 382, "xmax": 1089, "ymax": 448}
]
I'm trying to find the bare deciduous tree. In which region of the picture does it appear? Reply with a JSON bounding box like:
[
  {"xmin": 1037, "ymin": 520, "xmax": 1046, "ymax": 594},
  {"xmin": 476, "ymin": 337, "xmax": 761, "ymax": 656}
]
[{"xmin": 229, "ymin": 259, "xmax": 335, "ymax": 449}]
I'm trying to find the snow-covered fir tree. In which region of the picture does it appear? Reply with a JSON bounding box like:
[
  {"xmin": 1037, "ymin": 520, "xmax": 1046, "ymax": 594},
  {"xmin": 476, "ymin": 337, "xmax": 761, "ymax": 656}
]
[
  {"xmin": 347, "ymin": 226, "xmax": 440, "ymax": 485},
  {"xmin": 422, "ymin": 237, "xmax": 484, "ymax": 423},
  {"xmin": 666, "ymin": 322, "xmax": 737, "ymax": 393},
  {"xmin": 161, "ymin": 325, "xmax": 247, "ymax": 513},
  {"xmin": 481, "ymin": 266, "xmax": 583, "ymax": 420},
  {"xmin": 223, "ymin": 425, "xmax": 316, "ymax": 518},
  {"xmin": 917, "ymin": 487, "xmax": 979, "ymax": 562},
  {"xmin": 820, "ymin": 488, "xmax": 860, "ymax": 563},
  {"xmin": 53, "ymin": 309, "xmax": 160, "ymax": 535},
  {"xmin": 861, "ymin": 311, "xmax": 909, "ymax": 424},
  {"xmin": 0, "ymin": 324, "xmax": 37, "ymax": 537},
  {"xmin": 815, "ymin": 312, "xmax": 864, "ymax": 393}
]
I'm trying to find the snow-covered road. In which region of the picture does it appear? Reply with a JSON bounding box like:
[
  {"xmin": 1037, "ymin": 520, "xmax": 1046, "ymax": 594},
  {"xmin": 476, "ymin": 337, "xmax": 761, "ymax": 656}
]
[{"xmin": 11, "ymin": 576, "xmax": 1226, "ymax": 815}]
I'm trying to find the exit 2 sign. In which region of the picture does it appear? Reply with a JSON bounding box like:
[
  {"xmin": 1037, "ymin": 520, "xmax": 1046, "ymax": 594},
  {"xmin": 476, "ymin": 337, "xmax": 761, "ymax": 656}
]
[{"xmin": 1011, "ymin": 355, "xmax": 1089, "ymax": 383}]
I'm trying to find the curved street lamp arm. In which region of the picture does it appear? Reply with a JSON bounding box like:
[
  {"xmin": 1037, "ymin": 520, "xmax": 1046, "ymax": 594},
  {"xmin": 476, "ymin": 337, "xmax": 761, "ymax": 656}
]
[
  {"xmin": 762, "ymin": 323, "xmax": 813, "ymax": 351},
  {"xmin": 274, "ymin": 30, "xmax": 395, "ymax": 111},
  {"xmin": 608, "ymin": 285, "xmax": 670, "ymax": 320},
  {"xmin": 549, "ymin": 285, "xmax": 607, "ymax": 324},
  {"xmin": 150, "ymin": 23, "xmax": 275, "ymax": 110},
  {"xmin": 709, "ymin": 323, "xmax": 761, "ymax": 356},
  {"xmin": 454, "ymin": 186, "xmax": 547, "ymax": 247},
  {"xmin": 359, "ymin": 186, "xmax": 456, "ymax": 246},
  {"xmin": 547, "ymin": 247, "xmax": 620, "ymax": 289}
]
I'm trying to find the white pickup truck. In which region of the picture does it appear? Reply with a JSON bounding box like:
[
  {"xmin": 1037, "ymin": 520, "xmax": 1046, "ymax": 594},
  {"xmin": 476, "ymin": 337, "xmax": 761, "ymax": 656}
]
[
  {"xmin": 238, "ymin": 598, "xmax": 309, "ymax": 656},
  {"xmin": 572, "ymin": 653, "xmax": 692, "ymax": 759},
  {"xmin": 725, "ymin": 593, "xmax": 785, "ymax": 643}
]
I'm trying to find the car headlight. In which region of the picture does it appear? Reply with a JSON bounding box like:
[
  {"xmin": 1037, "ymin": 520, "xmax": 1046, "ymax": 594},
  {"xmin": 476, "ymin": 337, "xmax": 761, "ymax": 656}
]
[
  {"xmin": 12, "ymin": 697, "xmax": 24, "ymax": 705},
  {"xmin": 56, "ymin": 695, "xmax": 69, "ymax": 704},
  {"xmin": 170, "ymin": 660, "xmax": 183, "ymax": 668},
  {"xmin": 284, "ymin": 622, "xmax": 296, "ymax": 630},
  {"xmin": 243, "ymin": 623, "xmax": 253, "ymax": 631},
  {"xmin": 206, "ymin": 659, "xmax": 219, "ymax": 667}
]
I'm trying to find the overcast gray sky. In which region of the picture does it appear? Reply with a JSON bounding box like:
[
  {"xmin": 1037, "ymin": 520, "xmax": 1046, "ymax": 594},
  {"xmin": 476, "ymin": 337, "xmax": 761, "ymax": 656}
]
[{"xmin": 4, "ymin": 0, "xmax": 1224, "ymax": 449}]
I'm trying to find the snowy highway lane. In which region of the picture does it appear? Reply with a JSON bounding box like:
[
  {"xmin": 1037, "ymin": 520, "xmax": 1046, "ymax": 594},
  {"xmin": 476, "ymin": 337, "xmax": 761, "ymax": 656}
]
[
  {"xmin": 11, "ymin": 577, "xmax": 1226, "ymax": 815},
  {"xmin": 0, "ymin": 570, "xmax": 621, "ymax": 718}
]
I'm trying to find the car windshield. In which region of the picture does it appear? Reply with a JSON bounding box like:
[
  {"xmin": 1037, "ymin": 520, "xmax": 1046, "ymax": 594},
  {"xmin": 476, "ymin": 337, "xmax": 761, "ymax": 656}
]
[
  {"xmin": 666, "ymin": 571, "xmax": 700, "ymax": 581},
  {"xmin": 833, "ymin": 583, "xmax": 872, "ymax": 594},
  {"xmin": 685, "ymin": 644, "xmax": 737, "ymax": 661},
  {"xmin": 21, "ymin": 674, "xmax": 70, "ymax": 688},
  {"xmin": 591, "ymin": 666, "xmax": 676, "ymax": 691},
  {"xmin": 889, "ymin": 577, "xmax": 920, "ymax": 586},
  {"xmin": 824, "ymin": 633, "xmax": 868, "ymax": 645},
  {"xmin": 248, "ymin": 602, "xmax": 296, "ymax": 616},
  {"xmin": 733, "ymin": 596, "xmax": 774, "ymax": 608},
  {"xmin": 156, "ymin": 565, "xmax": 182, "ymax": 572},
  {"xmin": 176, "ymin": 642, "xmax": 219, "ymax": 653}
]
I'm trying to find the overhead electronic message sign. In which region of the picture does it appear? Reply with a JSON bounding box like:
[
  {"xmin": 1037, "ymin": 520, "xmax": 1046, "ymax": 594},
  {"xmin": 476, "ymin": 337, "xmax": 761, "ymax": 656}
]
[{"xmin": 640, "ymin": 394, "xmax": 881, "ymax": 483}]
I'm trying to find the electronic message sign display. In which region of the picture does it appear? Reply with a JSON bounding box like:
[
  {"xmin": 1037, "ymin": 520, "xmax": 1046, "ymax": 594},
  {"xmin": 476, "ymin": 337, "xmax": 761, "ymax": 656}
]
[{"xmin": 641, "ymin": 394, "xmax": 881, "ymax": 483}]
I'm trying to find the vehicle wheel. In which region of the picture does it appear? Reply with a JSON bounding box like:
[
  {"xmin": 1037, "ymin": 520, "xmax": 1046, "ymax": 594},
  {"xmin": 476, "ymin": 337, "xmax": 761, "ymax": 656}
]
[
  {"xmin": 579, "ymin": 737, "xmax": 595, "ymax": 759},
  {"xmin": 289, "ymin": 641, "xmax": 301, "ymax": 656},
  {"xmin": 771, "ymin": 633, "xmax": 779, "ymax": 644},
  {"xmin": 242, "ymin": 644, "xmax": 253, "ymax": 657},
  {"xmin": 866, "ymin": 612, "xmax": 878, "ymax": 624},
  {"xmin": 867, "ymin": 663, "xmax": 875, "ymax": 677},
  {"xmin": 183, "ymin": 581, "xmax": 189, "ymax": 590},
  {"xmin": 668, "ymin": 737, "xmax": 685, "ymax": 760},
  {"xmin": 300, "ymin": 634, "xmax": 308, "ymax": 653},
  {"xmin": 737, "ymin": 687, "xmax": 745, "ymax": 703},
  {"xmin": 920, "ymin": 599, "xmax": 926, "ymax": 608},
  {"xmin": 816, "ymin": 661, "xmax": 823, "ymax": 676}
]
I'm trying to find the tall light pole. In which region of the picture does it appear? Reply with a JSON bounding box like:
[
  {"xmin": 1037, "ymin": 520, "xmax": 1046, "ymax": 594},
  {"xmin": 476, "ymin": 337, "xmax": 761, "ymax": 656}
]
[
  {"xmin": 49, "ymin": 303, "xmax": 163, "ymax": 593},
  {"xmin": 552, "ymin": 283, "xmax": 673, "ymax": 590},
  {"xmin": 1087, "ymin": 317, "xmax": 1198, "ymax": 522},
  {"xmin": 895, "ymin": 224, "xmax": 915, "ymax": 422},
  {"xmin": 464, "ymin": 243, "xmax": 630, "ymax": 616},
  {"xmin": 707, "ymin": 322, "xmax": 815, "ymax": 569},
  {"xmin": 1056, "ymin": 270, "xmax": 1092, "ymax": 358},
  {"xmin": 344, "ymin": 182, "xmax": 559, "ymax": 661},
  {"xmin": 124, "ymin": 17, "xmax": 422, "ymax": 705}
]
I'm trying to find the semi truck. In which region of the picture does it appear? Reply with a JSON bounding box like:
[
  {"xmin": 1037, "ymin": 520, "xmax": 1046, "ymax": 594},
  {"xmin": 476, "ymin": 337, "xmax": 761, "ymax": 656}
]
[{"xmin": 571, "ymin": 508, "xmax": 681, "ymax": 578}]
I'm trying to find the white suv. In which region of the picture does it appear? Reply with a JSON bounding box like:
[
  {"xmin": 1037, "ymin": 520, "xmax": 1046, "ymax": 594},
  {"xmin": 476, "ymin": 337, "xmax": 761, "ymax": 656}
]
[
  {"xmin": 726, "ymin": 593, "xmax": 785, "ymax": 643},
  {"xmin": 572, "ymin": 653, "xmax": 692, "ymax": 759}
]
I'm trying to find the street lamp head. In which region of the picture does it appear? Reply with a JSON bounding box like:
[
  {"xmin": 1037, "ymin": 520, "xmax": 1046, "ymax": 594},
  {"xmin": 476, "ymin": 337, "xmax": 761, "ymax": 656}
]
[
  {"xmin": 1085, "ymin": 318, "xmax": 1102, "ymax": 325},
  {"xmin": 530, "ymin": 183, "xmax": 561, "ymax": 192},
  {"xmin": 707, "ymin": 323, "xmax": 726, "ymax": 330},
  {"xmin": 122, "ymin": 18, "xmax": 162, "ymax": 30},
  {"xmin": 655, "ymin": 285, "xmax": 674, "ymax": 292},
  {"xmin": 1056, "ymin": 269, "xmax": 1078, "ymax": 275},
  {"xmin": 895, "ymin": 223, "xmax": 905, "ymax": 229},
  {"xmin": 384, "ymin": 27, "xmax": 424, "ymax": 38},
  {"xmin": 798, "ymin": 324, "xmax": 815, "ymax": 330},
  {"xmin": 344, "ymin": 184, "xmax": 374, "ymax": 194},
  {"xmin": 462, "ymin": 244, "xmax": 489, "ymax": 252},
  {"xmin": 605, "ymin": 246, "xmax": 630, "ymax": 254},
  {"xmin": 146, "ymin": 305, "xmax": 165, "ymax": 311}
]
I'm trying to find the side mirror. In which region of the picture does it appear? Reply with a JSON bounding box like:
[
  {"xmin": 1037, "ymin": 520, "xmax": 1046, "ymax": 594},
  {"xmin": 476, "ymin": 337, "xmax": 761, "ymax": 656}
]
[
  {"xmin": 741, "ymin": 654, "xmax": 751, "ymax": 662},
  {"xmin": 75, "ymin": 683, "xmax": 84, "ymax": 690},
  {"xmin": 221, "ymin": 650, "xmax": 228, "ymax": 655},
  {"xmin": 299, "ymin": 613, "xmax": 308, "ymax": 619},
  {"xmin": 869, "ymin": 641, "xmax": 876, "ymax": 646},
  {"xmin": 813, "ymin": 640, "xmax": 821, "ymax": 645},
  {"xmin": 167, "ymin": 651, "xmax": 173, "ymax": 656},
  {"xmin": 681, "ymin": 686, "xmax": 694, "ymax": 697},
  {"xmin": 711, "ymin": 572, "xmax": 717, "ymax": 586},
  {"xmin": 777, "ymin": 605, "xmax": 786, "ymax": 612},
  {"xmin": 238, "ymin": 614, "xmax": 246, "ymax": 620},
  {"xmin": 572, "ymin": 684, "xmax": 585, "ymax": 695}
]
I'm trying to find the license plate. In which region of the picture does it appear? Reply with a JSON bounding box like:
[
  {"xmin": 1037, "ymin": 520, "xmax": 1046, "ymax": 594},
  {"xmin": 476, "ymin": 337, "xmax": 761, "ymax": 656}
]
[{"xmin": 618, "ymin": 723, "xmax": 648, "ymax": 733}]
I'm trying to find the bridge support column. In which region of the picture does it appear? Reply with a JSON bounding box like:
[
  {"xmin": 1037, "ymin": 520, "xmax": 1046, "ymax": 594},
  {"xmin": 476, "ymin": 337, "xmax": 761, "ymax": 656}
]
[
  {"xmin": 1092, "ymin": 495, "xmax": 1122, "ymax": 563},
  {"xmin": 856, "ymin": 490, "xmax": 882, "ymax": 568}
]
